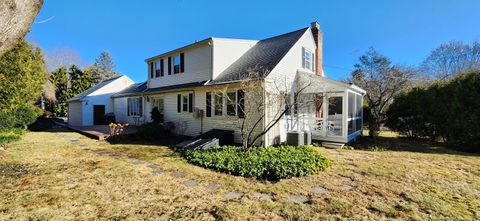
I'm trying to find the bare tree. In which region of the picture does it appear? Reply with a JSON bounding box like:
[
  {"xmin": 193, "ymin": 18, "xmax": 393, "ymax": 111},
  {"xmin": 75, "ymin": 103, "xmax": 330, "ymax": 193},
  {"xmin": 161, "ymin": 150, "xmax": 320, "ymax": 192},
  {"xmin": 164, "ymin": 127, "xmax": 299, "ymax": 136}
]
[
  {"xmin": 421, "ymin": 40, "xmax": 480, "ymax": 80},
  {"xmin": 45, "ymin": 47, "xmax": 85, "ymax": 72},
  {"xmin": 350, "ymin": 48, "xmax": 414, "ymax": 137},
  {"xmin": 0, "ymin": 0, "xmax": 43, "ymax": 57},
  {"xmin": 213, "ymin": 70, "xmax": 311, "ymax": 148}
]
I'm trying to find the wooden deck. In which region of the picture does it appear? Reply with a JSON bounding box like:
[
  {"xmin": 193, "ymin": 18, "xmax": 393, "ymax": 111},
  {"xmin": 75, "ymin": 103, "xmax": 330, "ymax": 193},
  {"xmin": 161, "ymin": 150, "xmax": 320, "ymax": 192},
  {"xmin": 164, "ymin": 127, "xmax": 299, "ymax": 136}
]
[{"xmin": 68, "ymin": 125, "xmax": 138, "ymax": 140}]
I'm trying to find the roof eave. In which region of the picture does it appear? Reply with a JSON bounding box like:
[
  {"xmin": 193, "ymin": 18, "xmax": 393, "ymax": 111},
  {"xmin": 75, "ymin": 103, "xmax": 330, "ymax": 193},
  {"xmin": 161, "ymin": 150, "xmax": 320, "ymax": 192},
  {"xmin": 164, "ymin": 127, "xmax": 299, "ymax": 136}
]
[{"xmin": 144, "ymin": 38, "xmax": 212, "ymax": 62}]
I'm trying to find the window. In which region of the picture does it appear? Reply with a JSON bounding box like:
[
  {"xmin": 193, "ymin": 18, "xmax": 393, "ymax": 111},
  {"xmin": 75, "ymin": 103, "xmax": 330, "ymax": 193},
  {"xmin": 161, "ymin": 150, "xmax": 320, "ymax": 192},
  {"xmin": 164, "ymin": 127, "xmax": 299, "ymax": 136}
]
[
  {"xmin": 173, "ymin": 54, "xmax": 181, "ymax": 74},
  {"xmin": 302, "ymin": 47, "xmax": 314, "ymax": 72},
  {"xmin": 177, "ymin": 93, "xmax": 192, "ymax": 113},
  {"xmin": 182, "ymin": 94, "xmax": 188, "ymax": 112},
  {"xmin": 327, "ymin": 96, "xmax": 343, "ymax": 136},
  {"xmin": 348, "ymin": 92, "xmax": 355, "ymax": 134},
  {"xmin": 347, "ymin": 92, "xmax": 363, "ymax": 134},
  {"xmin": 127, "ymin": 97, "xmax": 143, "ymax": 116},
  {"xmin": 214, "ymin": 93, "xmax": 223, "ymax": 116},
  {"xmin": 151, "ymin": 97, "xmax": 164, "ymax": 122},
  {"xmin": 305, "ymin": 50, "xmax": 311, "ymax": 70},
  {"xmin": 152, "ymin": 97, "xmax": 163, "ymax": 110},
  {"xmin": 155, "ymin": 60, "xmax": 161, "ymax": 77},
  {"xmin": 227, "ymin": 92, "xmax": 236, "ymax": 116}
]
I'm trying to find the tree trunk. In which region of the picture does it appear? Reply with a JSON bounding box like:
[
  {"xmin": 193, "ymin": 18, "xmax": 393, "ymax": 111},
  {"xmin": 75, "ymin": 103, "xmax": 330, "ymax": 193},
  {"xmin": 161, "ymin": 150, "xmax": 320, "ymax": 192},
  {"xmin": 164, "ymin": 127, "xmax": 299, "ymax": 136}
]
[{"xmin": 0, "ymin": 0, "xmax": 43, "ymax": 57}]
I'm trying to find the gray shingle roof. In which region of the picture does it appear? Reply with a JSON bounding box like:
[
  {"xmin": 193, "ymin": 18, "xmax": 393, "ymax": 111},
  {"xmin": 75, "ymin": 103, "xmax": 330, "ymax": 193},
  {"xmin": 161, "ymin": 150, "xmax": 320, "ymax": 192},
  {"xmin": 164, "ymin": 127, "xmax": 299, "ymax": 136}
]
[
  {"xmin": 68, "ymin": 76, "xmax": 123, "ymax": 102},
  {"xmin": 112, "ymin": 81, "xmax": 148, "ymax": 98},
  {"xmin": 143, "ymin": 81, "xmax": 207, "ymax": 94},
  {"xmin": 209, "ymin": 27, "xmax": 309, "ymax": 84}
]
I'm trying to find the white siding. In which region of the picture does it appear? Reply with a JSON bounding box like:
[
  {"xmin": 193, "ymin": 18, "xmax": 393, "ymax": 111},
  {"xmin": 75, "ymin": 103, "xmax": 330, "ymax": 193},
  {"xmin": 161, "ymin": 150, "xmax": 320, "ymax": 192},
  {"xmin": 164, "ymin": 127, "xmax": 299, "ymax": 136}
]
[
  {"xmin": 139, "ymin": 85, "xmax": 264, "ymax": 145},
  {"xmin": 263, "ymin": 28, "xmax": 317, "ymax": 146},
  {"xmin": 113, "ymin": 96, "xmax": 144, "ymax": 125},
  {"xmin": 82, "ymin": 76, "xmax": 134, "ymax": 126},
  {"xmin": 148, "ymin": 43, "xmax": 213, "ymax": 88},
  {"xmin": 212, "ymin": 38, "xmax": 258, "ymax": 79},
  {"xmin": 266, "ymin": 29, "xmax": 317, "ymax": 89},
  {"xmin": 67, "ymin": 76, "xmax": 134, "ymax": 126},
  {"xmin": 67, "ymin": 101, "xmax": 83, "ymax": 126}
]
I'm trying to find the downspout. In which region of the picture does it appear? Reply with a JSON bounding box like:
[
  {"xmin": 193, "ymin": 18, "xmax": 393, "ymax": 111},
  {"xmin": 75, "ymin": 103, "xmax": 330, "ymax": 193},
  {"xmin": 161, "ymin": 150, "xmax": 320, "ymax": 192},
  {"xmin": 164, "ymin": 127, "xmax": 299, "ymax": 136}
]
[{"xmin": 263, "ymin": 80, "xmax": 267, "ymax": 147}]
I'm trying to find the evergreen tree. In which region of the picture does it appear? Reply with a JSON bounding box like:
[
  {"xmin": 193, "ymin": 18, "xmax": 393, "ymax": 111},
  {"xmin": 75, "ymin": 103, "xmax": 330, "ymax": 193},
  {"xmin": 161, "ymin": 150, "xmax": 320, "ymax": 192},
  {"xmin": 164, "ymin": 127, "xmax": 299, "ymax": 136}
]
[
  {"xmin": 90, "ymin": 51, "xmax": 119, "ymax": 83},
  {"xmin": 49, "ymin": 67, "xmax": 69, "ymax": 116},
  {"xmin": 0, "ymin": 39, "xmax": 46, "ymax": 110},
  {"xmin": 68, "ymin": 65, "xmax": 94, "ymax": 96}
]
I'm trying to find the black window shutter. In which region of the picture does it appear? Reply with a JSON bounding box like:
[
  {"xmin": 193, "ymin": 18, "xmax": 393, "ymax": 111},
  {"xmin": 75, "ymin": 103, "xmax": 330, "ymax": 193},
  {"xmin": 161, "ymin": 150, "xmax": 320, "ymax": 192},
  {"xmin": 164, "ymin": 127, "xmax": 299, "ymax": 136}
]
[
  {"xmin": 139, "ymin": 98, "xmax": 143, "ymax": 117},
  {"xmin": 177, "ymin": 94, "xmax": 181, "ymax": 112},
  {"xmin": 168, "ymin": 57, "xmax": 172, "ymax": 75},
  {"xmin": 160, "ymin": 59, "xmax": 164, "ymax": 76},
  {"xmin": 188, "ymin": 93, "xmax": 193, "ymax": 112},
  {"xmin": 150, "ymin": 62, "xmax": 154, "ymax": 78},
  {"xmin": 127, "ymin": 98, "xmax": 131, "ymax": 116},
  {"xmin": 237, "ymin": 90, "xmax": 245, "ymax": 118},
  {"xmin": 180, "ymin": 53, "xmax": 185, "ymax": 72},
  {"xmin": 206, "ymin": 92, "xmax": 211, "ymax": 117}
]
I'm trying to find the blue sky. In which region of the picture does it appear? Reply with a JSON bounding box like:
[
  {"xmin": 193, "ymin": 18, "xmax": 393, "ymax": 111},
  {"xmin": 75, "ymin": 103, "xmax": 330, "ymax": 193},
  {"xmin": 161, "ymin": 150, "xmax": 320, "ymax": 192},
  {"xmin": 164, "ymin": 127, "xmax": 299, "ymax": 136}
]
[{"xmin": 28, "ymin": 0, "xmax": 480, "ymax": 82}]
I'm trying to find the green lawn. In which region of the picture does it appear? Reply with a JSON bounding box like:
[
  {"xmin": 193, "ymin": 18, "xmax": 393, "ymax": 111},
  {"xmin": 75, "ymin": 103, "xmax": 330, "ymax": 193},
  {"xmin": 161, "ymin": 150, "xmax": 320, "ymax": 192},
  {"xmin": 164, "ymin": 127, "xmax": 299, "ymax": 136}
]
[{"xmin": 1, "ymin": 128, "xmax": 479, "ymax": 220}]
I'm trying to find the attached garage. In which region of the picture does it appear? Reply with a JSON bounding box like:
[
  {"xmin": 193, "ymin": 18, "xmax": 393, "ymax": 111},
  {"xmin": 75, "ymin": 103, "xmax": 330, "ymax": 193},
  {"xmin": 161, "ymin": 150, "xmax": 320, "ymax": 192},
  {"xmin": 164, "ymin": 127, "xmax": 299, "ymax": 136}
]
[
  {"xmin": 67, "ymin": 101, "xmax": 83, "ymax": 126},
  {"xmin": 67, "ymin": 75, "xmax": 134, "ymax": 127}
]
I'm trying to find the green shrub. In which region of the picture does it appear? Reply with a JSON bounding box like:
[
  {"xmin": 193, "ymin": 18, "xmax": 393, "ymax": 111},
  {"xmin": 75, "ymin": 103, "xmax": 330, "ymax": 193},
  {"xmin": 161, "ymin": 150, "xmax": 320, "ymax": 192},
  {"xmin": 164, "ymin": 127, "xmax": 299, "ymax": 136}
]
[
  {"xmin": 386, "ymin": 71, "xmax": 480, "ymax": 152},
  {"xmin": 0, "ymin": 128, "xmax": 24, "ymax": 145},
  {"xmin": 0, "ymin": 110, "xmax": 15, "ymax": 131},
  {"xmin": 183, "ymin": 145, "xmax": 331, "ymax": 180},
  {"xmin": 0, "ymin": 104, "xmax": 41, "ymax": 131},
  {"xmin": 13, "ymin": 104, "xmax": 42, "ymax": 129},
  {"xmin": 150, "ymin": 107, "xmax": 162, "ymax": 124},
  {"xmin": 135, "ymin": 122, "xmax": 165, "ymax": 140}
]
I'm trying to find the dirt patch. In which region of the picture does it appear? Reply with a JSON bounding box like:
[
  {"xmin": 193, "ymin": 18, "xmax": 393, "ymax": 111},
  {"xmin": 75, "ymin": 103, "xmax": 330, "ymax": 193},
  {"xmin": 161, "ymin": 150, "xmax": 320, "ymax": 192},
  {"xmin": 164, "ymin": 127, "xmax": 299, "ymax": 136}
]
[{"xmin": 0, "ymin": 163, "xmax": 34, "ymax": 179}]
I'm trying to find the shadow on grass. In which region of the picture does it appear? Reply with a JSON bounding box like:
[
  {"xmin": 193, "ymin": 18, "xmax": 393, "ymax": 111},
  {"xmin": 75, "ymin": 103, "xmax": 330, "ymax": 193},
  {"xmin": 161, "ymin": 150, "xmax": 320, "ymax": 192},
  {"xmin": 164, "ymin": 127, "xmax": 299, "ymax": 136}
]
[
  {"xmin": 351, "ymin": 135, "xmax": 479, "ymax": 156},
  {"xmin": 106, "ymin": 134, "xmax": 193, "ymax": 147}
]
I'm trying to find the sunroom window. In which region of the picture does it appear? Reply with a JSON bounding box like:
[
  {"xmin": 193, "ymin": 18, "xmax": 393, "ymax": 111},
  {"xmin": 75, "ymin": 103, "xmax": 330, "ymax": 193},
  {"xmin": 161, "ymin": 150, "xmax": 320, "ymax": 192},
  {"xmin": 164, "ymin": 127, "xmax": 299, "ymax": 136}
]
[{"xmin": 347, "ymin": 92, "xmax": 363, "ymax": 134}]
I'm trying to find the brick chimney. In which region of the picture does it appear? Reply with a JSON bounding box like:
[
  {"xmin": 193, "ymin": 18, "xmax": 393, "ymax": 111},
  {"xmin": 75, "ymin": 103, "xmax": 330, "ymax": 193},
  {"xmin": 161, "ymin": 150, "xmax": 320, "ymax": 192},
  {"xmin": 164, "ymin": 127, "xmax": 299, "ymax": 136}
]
[{"xmin": 310, "ymin": 21, "xmax": 325, "ymax": 77}]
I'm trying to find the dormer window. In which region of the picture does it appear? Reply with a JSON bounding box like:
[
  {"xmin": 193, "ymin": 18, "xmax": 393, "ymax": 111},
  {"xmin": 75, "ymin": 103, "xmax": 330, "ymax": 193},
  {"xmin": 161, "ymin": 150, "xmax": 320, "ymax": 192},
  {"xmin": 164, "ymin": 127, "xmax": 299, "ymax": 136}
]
[
  {"xmin": 302, "ymin": 47, "xmax": 315, "ymax": 72},
  {"xmin": 155, "ymin": 60, "xmax": 161, "ymax": 77},
  {"xmin": 172, "ymin": 53, "xmax": 185, "ymax": 74},
  {"xmin": 173, "ymin": 55, "xmax": 180, "ymax": 73}
]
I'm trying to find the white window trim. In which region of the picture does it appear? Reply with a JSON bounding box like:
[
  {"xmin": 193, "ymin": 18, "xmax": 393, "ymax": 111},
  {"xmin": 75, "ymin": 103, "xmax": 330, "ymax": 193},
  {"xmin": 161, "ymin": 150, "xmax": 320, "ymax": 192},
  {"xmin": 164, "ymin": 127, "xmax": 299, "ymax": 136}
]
[
  {"xmin": 173, "ymin": 54, "xmax": 181, "ymax": 74},
  {"xmin": 213, "ymin": 92, "xmax": 224, "ymax": 116},
  {"xmin": 303, "ymin": 47, "xmax": 315, "ymax": 72},
  {"xmin": 182, "ymin": 94, "xmax": 189, "ymax": 112},
  {"xmin": 151, "ymin": 96, "xmax": 164, "ymax": 110},
  {"xmin": 128, "ymin": 97, "xmax": 143, "ymax": 116},
  {"xmin": 226, "ymin": 91, "xmax": 237, "ymax": 116}
]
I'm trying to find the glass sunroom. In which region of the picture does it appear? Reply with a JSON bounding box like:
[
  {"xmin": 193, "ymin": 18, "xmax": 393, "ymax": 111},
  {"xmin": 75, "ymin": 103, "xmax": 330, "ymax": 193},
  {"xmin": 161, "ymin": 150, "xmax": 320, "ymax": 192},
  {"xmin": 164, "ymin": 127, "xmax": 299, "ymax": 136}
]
[{"xmin": 286, "ymin": 71, "xmax": 366, "ymax": 143}]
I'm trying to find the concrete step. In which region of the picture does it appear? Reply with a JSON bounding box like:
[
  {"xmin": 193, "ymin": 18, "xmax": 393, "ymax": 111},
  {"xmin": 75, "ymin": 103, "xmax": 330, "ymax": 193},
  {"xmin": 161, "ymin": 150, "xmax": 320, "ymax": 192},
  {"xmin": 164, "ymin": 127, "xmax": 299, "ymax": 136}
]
[
  {"xmin": 322, "ymin": 142, "xmax": 345, "ymax": 149},
  {"xmin": 174, "ymin": 138, "xmax": 219, "ymax": 150}
]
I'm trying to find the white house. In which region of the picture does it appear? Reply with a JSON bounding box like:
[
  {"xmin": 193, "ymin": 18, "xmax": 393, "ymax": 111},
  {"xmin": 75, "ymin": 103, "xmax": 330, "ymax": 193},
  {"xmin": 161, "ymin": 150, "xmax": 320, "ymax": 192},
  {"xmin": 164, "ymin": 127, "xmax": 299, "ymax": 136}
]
[
  {"xmin": 67, "ymin": 75, "xmax": 134, "ymax": 126},
  {"xmin": 68, "ymin": 22, "xmax": 366, "ymax": 146}
]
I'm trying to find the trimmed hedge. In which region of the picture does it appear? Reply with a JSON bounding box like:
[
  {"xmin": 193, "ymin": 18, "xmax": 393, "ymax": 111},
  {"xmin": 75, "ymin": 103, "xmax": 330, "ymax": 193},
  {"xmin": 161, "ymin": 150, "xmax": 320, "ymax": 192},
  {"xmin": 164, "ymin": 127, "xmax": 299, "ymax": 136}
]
[
  {"xmin": 183, "ymin": 145, "xmax": 331, "ymax": 180},
  {"xmin": 386, "ymin": 71, "xmax": 480, "ymax": 152}
]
